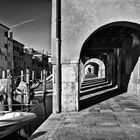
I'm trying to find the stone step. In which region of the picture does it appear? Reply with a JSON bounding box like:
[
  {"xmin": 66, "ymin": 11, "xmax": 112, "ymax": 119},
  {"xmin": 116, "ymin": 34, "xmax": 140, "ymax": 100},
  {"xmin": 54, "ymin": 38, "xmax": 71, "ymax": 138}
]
[
  {"xmin": 80, "ymin": 85, "xmax": 118, "ymax": 100},
  {"xmin": 81, "ymin": 81, "xmax": 108, "ymax": 91},
  {"xmin": 80, "ymin": 83, "xmax": 113, "ymax": 97}
]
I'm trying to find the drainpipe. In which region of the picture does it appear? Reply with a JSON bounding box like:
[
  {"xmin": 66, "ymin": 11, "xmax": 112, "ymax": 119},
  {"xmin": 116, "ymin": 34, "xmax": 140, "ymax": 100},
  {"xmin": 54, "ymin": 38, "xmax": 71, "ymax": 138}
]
[{"xmin": 56, "ymin": 0, "xmax": 61, "ymax": 113}]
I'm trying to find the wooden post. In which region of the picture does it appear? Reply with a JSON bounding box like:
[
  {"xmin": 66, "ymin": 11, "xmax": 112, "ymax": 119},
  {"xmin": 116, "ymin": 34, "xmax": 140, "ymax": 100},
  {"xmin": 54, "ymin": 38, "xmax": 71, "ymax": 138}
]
[
  {"xmin": 26, "ymin": 69, "xmax": 30, "ymax": 106},
  {"xmin": 2, "ymin": 71, "xmax": 5, "ymax": 79},
  {"xmin": 21, "ymin": 70, "xmax": 24, "ymax": 110},
  {"xmin": 7, "ymin": 69, "xmax": 13, "ymax": 111},
  {"xmin": 32, "ymin": 71, "xmax": 35, "ymax": 83},
  {"xmin": 21, "ymin": 70, "xmax": 24, "ymax": 81},
  {"xmin": 2, "ymin": 70, "xmax": 7, "ymax": 111},
  {"xmin": 42, "ymin": 70, "xmax": 47, "ymax": 119},
  {"xmin": 42, "ymin": 70, "xmax": 46, "ymax": 100}
]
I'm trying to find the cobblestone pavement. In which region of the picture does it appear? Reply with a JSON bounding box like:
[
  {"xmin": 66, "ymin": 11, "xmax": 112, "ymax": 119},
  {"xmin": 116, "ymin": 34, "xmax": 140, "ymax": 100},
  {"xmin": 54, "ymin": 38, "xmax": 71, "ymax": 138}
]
[{"xmin": 29, "ymin": 93, "xmax": 140, "ymax": 140}]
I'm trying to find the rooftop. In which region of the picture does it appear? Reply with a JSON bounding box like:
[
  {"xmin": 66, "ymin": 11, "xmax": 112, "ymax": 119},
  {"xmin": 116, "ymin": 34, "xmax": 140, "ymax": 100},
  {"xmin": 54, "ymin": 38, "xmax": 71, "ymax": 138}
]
[{"xmin": 0, "ymin": 22, "xmax": 9, "ymax": 30}]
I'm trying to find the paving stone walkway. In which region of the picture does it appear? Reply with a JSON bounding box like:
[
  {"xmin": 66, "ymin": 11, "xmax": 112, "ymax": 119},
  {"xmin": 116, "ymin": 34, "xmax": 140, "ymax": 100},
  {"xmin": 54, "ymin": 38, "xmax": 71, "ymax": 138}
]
[{"xmin": 29, "ymin": 93, "xmax": 140, "ymax": 140}]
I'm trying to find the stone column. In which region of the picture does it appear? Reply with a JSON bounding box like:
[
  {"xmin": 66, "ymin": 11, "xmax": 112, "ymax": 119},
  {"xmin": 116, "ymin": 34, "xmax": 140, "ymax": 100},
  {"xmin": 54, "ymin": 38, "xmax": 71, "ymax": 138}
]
[
  {"xmin": 53, "ymin": 60, "xmax": 80, "ymax": 113},
  {"xmin": 108, "ymin": 54, "xmax": 113, "ymax": 84},
  {"xmin": 112, "ymin": 57, "xmax": 116, "ymax": 86},
  {"xmin": 98, "ymin": 63, "xmax": 102, "ymax": 78},
  {"xmin": 106, "ymin": 54, "xmax": 111, "ymax": 83},
  {"xmin": 116, "ymin": 48, "xmax": 121, "ymax": 88}
]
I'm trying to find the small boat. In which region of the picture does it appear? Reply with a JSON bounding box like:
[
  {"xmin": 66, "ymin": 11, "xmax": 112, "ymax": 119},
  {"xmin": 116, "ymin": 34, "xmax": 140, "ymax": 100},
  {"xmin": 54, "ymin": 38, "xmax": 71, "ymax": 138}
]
[{"xmin": 0, "ymin": 111, "xmax": 36, "ymax": 139}]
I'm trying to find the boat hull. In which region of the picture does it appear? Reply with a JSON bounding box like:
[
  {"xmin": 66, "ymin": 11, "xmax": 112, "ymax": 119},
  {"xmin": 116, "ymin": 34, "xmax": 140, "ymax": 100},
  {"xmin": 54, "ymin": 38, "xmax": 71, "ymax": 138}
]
[{"xmin": 0, "ymin": 111, "xmax": 36, "ymax": 138}]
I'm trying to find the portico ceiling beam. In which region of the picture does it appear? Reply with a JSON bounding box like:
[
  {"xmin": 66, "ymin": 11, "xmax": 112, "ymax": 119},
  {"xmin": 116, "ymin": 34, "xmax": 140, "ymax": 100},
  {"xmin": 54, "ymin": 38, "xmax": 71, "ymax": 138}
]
[
  {"xmin": 86, "ymin": 48, "xmax": 113, "ymax": 51},
  {"xmin": 86, "ymin": 40, "xmax": 121, "ymax": 48},
  {"xmin": 93, "ymin": 37, "xmax": 130, "ymax": 42}
]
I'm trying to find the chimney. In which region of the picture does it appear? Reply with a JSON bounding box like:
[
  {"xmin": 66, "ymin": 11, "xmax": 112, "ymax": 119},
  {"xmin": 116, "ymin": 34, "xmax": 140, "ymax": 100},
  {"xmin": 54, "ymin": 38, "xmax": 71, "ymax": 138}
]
[{"xmin": 10, "ymin": 32, "xmax": 13, "ymax": 41}]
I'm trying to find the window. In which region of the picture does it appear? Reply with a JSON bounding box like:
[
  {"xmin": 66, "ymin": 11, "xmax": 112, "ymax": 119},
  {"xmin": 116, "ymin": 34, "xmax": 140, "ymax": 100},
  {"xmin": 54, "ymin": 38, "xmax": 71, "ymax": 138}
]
[
  {"xmin": 5, "ymin": 56, "xmax": 7, "ymax": 61},
  {"xmin": 4, "ymin": 44, "xmax": 8, "ymax": 49},
  {"xmin": 4, "ymin": 31, "xmax": 8, "ymax": 37}
]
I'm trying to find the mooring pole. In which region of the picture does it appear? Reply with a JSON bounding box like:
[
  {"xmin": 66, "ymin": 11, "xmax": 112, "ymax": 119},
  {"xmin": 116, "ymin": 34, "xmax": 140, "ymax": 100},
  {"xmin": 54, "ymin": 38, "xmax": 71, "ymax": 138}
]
[
  {"xmin": 43, "ymin": 70, "xmax": 47, "ymax": 119},
  {"xmin": 2, "ymin": 70, "xmax": 5, "ymax": 79},
  {"xmin": 21, "ymin": 70, "xmax": 24, "ymax": 110},
  {"xmin": 21, "ymin": 70, "xmax": 24, "ymax": 81},
  {"xmin": 7, "ymin": 69, "xmax": 13, "ymax": 111},
  {"xmin": 56, "ymin": 0, "xmax": 61, "ymax": 113},
  {"xmin": 32, "ymin": 70, "xmax": 35, "ymax": 83},
  {"xmin": 42, "ymin": 69, "xmax": 46, "ymax": 101},
  {"xmin": 26, "ymin": 69, "xmax": 30, "ymax": 106}
]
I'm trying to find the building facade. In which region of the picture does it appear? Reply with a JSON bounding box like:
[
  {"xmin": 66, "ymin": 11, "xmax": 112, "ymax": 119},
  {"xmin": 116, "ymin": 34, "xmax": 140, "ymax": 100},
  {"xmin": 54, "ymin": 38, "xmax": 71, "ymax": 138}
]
[
  {"xmin": 0, "ymin": 23, "xmax": 9, "ymax": 78},
  {"xmin": 0, "ymin": 22, "xmax": 51, "ymax": 79},
  {"xmin": 24, "ymin": 48, "xmax": 32, "ymax": 70},
  {"xmin": 13, "ymin": 40, "xmax": 24, "ymax": 77},
  {"xmin": 8, "ymin": 32, "xmax": 14, "ymax": 71},
  {"xmin": 32, "ymin": 50, "xmax": 48, "ymax": 78}
]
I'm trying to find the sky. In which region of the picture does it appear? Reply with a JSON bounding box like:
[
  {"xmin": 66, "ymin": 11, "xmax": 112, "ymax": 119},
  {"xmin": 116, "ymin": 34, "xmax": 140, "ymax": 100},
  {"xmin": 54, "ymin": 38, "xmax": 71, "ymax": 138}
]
[{"xmin": 0, "ymin": 0, "xmax": 52, "ymax": 53}]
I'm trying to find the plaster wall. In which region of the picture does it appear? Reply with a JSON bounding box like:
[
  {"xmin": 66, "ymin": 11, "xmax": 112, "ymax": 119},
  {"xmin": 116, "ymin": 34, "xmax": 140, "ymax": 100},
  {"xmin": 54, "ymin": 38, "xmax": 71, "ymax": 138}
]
[{"xmin": 52, "ymin": 0, "xmax": 140, "ymax": 64}]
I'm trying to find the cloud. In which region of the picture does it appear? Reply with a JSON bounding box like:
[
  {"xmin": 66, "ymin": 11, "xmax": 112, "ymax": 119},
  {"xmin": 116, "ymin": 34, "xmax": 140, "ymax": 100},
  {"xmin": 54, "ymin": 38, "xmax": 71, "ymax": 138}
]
[{"xmin": 10, "ymin": 18, "xmax": 35, "ymax": 28}]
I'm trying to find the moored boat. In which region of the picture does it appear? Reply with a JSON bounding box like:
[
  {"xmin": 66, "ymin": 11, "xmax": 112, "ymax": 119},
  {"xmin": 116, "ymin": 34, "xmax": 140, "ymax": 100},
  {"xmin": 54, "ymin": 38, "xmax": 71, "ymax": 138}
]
[{"xmin": 0, "ymin": 111, "xmax": 36, "ymax": 139}]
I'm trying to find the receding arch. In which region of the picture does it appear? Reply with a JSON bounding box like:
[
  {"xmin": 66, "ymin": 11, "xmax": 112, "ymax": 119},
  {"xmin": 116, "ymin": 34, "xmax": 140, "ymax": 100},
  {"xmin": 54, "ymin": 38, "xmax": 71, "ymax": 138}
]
[
  {"xmin": 84, "ymin": 58, "xmax": 105, "ymax": 78},
  {"xmin": 85, "ymin": 64, "xmax": 94, "ymax": 75}
]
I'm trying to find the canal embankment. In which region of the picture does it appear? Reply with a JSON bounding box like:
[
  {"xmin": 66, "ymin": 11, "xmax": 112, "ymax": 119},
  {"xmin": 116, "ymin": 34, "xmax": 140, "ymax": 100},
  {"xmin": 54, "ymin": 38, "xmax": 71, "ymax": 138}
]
[{"xmin": 29, "ymin": 92, "xmax": 140, "ymax": 140}]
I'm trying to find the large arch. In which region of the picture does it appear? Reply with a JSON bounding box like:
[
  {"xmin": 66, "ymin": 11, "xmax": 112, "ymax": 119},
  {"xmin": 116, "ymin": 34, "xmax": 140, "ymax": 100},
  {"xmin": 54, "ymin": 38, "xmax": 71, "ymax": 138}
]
[
  {"xmin": 80, "ymin": 21, "xmax": 140, "ymax": 59},
  {"xmin": 80, "ymin": 21, "xmax": 140, "ymax": 92}
]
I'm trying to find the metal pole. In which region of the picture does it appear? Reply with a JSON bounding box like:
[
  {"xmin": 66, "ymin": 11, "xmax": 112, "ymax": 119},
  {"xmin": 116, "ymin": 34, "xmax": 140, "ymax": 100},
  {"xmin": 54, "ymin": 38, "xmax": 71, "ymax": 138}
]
[{"xmin": 56, "ymin": 0, "xmax": 61, "ymax": 113}]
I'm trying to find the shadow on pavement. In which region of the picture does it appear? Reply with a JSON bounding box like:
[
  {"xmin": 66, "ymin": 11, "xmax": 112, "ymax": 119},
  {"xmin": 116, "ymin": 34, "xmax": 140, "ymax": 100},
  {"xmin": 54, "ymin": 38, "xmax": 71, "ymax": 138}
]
[{"xmin": 79, "ymin": 88, "xmax": 125, "ymax": 111}]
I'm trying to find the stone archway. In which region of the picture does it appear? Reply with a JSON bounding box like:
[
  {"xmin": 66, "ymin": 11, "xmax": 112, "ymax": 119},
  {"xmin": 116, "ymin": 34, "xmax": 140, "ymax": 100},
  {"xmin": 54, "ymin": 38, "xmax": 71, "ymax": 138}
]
[
  {"xmin": 84, "ymin": 58, "xmax": 105, "ymax": 78},
  {"xmin": 85, "ymin": 64, "xmax": 94, "ymax": 75},
  {"xmin": 80, "ymin": 21, "xmax": 140, "ymax": 92}
]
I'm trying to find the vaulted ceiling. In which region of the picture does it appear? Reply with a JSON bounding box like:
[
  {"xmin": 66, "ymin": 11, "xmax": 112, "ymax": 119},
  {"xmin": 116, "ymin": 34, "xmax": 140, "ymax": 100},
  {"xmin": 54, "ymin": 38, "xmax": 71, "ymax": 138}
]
[{"xmin": 80, "ymin": 25, "xmax": 139, "ymax": 59}]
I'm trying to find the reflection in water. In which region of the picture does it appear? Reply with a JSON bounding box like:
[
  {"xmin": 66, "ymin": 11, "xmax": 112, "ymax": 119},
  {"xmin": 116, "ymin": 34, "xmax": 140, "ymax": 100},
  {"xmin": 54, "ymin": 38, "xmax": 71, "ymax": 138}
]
[{"xmin": 29, "ymin": 94, "xmax": 52, "ymax": 135}]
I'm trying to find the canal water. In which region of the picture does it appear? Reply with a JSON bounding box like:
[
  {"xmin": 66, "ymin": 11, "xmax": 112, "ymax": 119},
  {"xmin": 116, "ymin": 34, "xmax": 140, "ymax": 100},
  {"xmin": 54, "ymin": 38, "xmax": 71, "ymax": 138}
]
[{"xmin": 2, "ymin": 93, "xmax": 52, "ymax": 140}]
